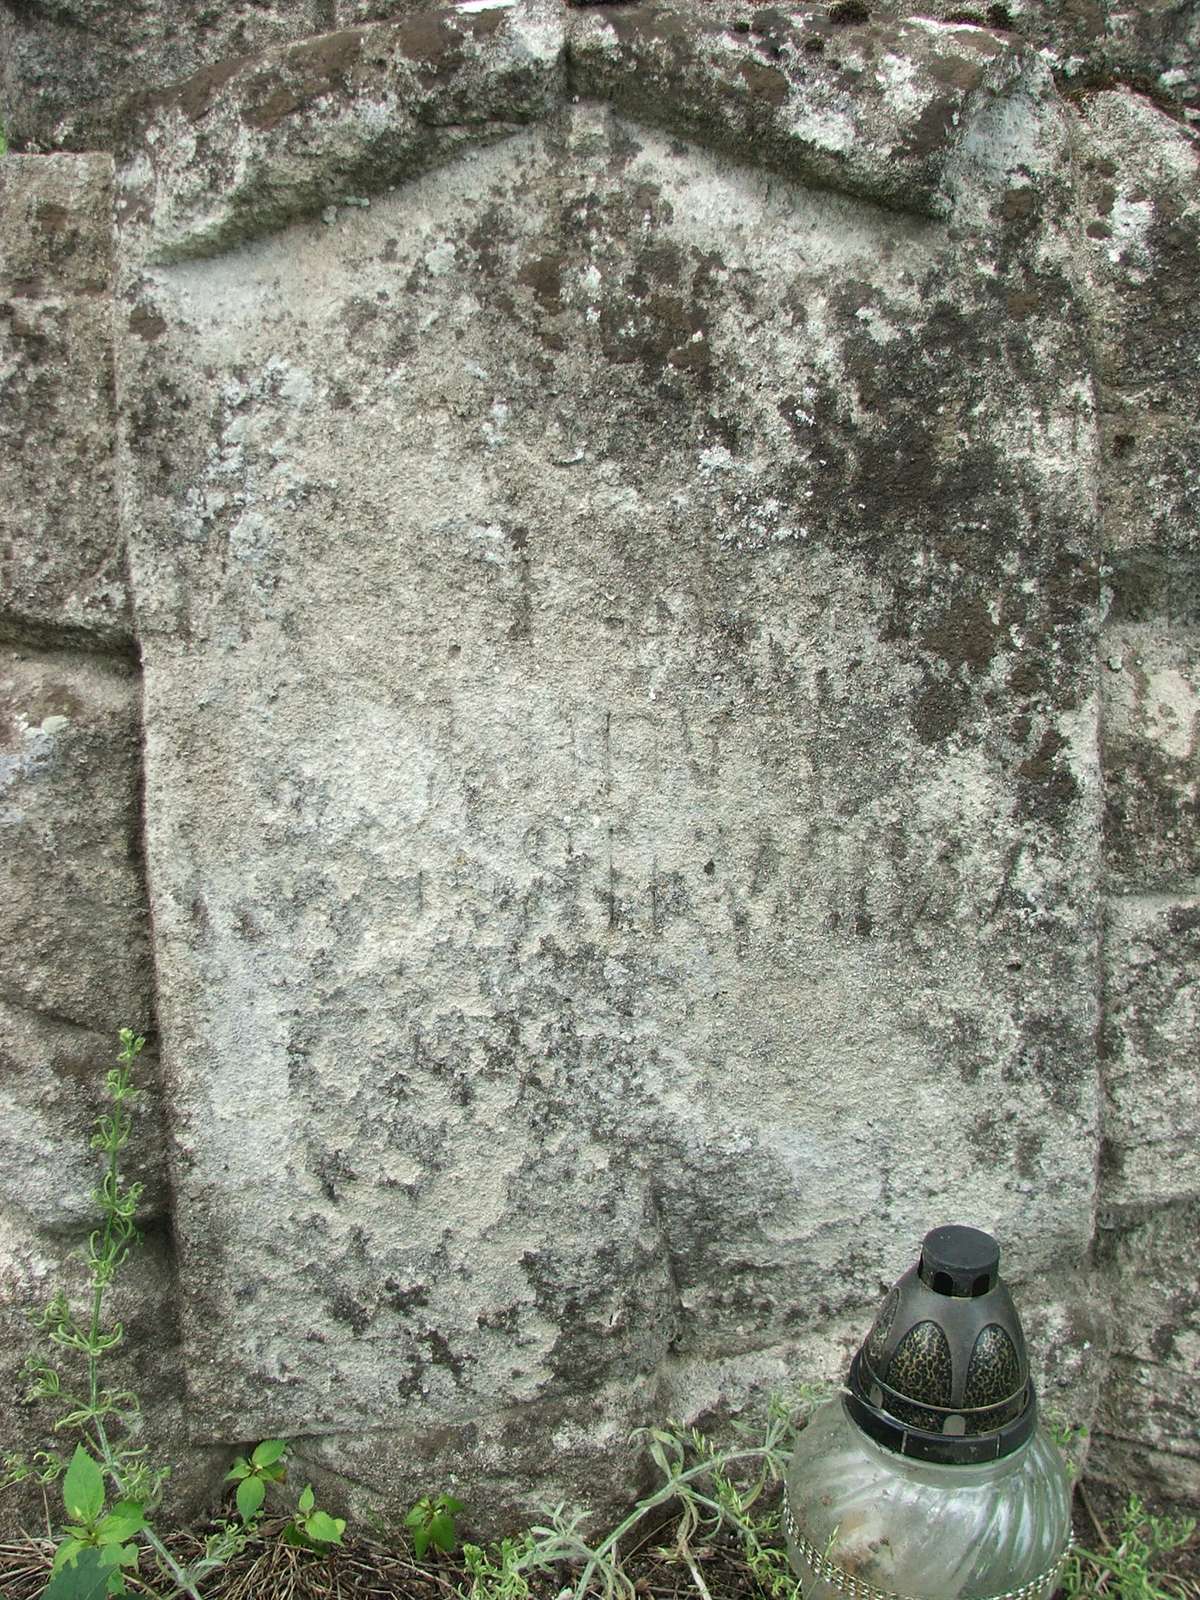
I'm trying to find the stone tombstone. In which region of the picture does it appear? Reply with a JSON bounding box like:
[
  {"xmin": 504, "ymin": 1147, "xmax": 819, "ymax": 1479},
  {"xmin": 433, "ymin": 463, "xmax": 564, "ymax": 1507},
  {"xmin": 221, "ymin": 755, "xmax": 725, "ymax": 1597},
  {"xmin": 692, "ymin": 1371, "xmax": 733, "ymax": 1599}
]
[
  {"xmin": 110, "ymin": 0, "xmax": 1105, "ymax": 1513},
  {"xmin": 7, "ymin": 0, "xmax": 1112, "ymax": 1523}
]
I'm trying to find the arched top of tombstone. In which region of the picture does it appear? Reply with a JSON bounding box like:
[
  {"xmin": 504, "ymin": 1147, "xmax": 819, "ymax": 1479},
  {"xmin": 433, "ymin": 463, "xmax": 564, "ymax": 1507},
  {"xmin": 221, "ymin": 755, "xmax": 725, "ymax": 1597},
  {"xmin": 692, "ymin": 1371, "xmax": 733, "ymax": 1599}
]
[{"xmin": 114, "ymin": 0, "xmax": 1068, "ymax": 264}]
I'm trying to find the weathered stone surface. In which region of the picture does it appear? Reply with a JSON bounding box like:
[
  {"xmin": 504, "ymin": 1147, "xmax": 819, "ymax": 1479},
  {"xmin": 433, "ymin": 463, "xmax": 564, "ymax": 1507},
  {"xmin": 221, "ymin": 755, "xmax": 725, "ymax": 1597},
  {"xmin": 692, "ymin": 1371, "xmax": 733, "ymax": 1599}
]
[
  {"xmin": 336, "ymin": 0, "xmax": 456, "ymax": 25},
  {"xmin": 114, "ymin": 38, "xmax": 1102, "ymax": 1504},
  {"xmin": 917, "ymin": 0, "xmax": 1199, "ymax": 121},
  {"xmin": 7, "ymin": 0, "xmax": 1198, "ymax": 1525},
  {"xmin": 1091, "ymin": 1200, "xmax": 1200, "ymax": 1500},
  {"xmin": 784, "ymin": 1, "xmax": 1200, "ymax": 123},
  {"xmin": 115, "ymin": 7, "xmax": 565, "ymax": 264},
  {"xmin": 294, "ymin": 1377, "xmax": 680, "ymax": 1532},
  {"xmin": 0, "ymin": 1009, "xmax": 168, "ymax": 1232},
  {"xmin": 0, "ymin": 0, "xmax": 331, "ymax": 151},
  {"xmin": 4, "ymin": 0, "xmax": 1196, "ymax": 155},
  {"xmin": 1075, "ymin": 91, "xmax": 1199, "ymax": 409},
  {"xmin": 568, "ymin": 5, "xmax": 1056, "ymax": 220},
  {"xmin": 1099, "ymin": 405, "xmax": 1200, "ymax": 620},
  {"xmin": 0, "ymin": 651, "xmax": 153, "ymax": 1032},
  {"xmin": 1075, "ymin": 92, "xmax": 1200, "ymax": 633},
  {"xmin": 0, "ymin": 152, "xmax": 114, "ymax": 295},
  {"xmin": 109, "ymin": 0, "xmax": 1082, "ymax": 267},
  {"xmin": 1103, "ymin": 630, "xmax": 1200, "ymax": 887},
  {"xmin": 0, "ymin": 155, "xmax": 132, "ymax": 649},
  {"xmin": 1081, "ymin": 78, "xmax": 1200, "ymax": 1505},
  {"xmin": 293, "ymin": 1293, "xmax": 1103, "ymax": 1533},
  {"xmin": 1101, "ymin": 896, "xmax": 1200, "ymax": 1210}
]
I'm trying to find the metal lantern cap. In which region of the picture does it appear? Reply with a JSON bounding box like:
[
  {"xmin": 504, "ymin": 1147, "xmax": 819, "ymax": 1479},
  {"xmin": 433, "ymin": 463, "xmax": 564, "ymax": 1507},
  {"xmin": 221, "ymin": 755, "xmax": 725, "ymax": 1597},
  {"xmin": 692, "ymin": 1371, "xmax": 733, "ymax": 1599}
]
[{"xmin": 845, "ymin": 1224, "xmax": 1037, "ymax": 1465}]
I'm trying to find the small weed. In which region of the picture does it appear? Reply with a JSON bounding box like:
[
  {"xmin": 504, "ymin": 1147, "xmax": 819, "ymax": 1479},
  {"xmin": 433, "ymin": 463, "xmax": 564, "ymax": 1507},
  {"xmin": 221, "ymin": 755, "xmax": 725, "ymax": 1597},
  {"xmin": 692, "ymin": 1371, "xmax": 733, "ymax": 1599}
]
[
  {"xmin": 225, "ymin": 1439, "xmax": 288, "ymax": 1525},
  {"xmin": 1045, "ymin": 1409, "xmax": 1089, "ymax": 1478},
  {"xmin": 460, "ymin": 1534, "xmax": 536, "ymax": 1600},
  {"xmin": 282, "ymin": 1483, "xmax": 347, "ymax": 1551},
  {"xmin": 1, "ymin": 1030, "xmax": 210, "ymax": 1599},
  {"xmin": 2, "ymin": 1029, "xmax": 343, "ymax": 1598},
  {"xmin": 450, "ymin": 1384, "xmax": 831, "ymax": 1600},
  {"xmin": 406, "ymin": 1492, "xmax": 465, "ymax": 1559},
  {"xmin": 1063, "ymin": 1493, "xmax": 1196, "ymax": 1600}
]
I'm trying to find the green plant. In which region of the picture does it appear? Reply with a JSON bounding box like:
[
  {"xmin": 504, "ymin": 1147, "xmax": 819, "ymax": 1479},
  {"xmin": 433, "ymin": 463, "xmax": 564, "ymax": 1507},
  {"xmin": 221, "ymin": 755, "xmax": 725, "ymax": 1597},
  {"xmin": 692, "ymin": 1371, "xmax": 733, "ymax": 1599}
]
[
  {"xmin": 460, "ymin": 1534, "xmax": 535, "ymax": 1600},
  {"xmin": 406, "ymin": 1492, "xmax": 465, "ymax": 1559},
  {"xmin": 225, "ymin": 1438, "xmax": 288, "ymax": 1524},
  {"xmin": 1045, "ymin": 1408, "xmax": 1089, "ymax": 1478},
  {"xmin": 703, "ymin": 1464, "xmax": 803, "ymax": 1600},
  {"xmin": 282, "ymin": 1483, "xmax": 347, "ymax": 1551},
  {"xmin": 455, "ymin": 1383, "xmax": 831, "ymax": 1600},
  {"xmin": 0, "ymin": 121, "xmax": 8, "ymax": 157},
  {"xmin": 2, "ymin": 1031, "xmax": 264, "ymax": 1598},
  {"xmin": 42, "ymin": 1445, "xmax": 145, "ymax": 1596},
  {"xmin": 1062, "ymin": 1493, "xmax": 1196, "ymax": 1600},
  {"xmin": 225, "ymin": 1440, "xmax": 346, "ymax": 1550},
  {"xmin": 1, "ymin": 1030, "xmax": 213, "ymax": 1598}
]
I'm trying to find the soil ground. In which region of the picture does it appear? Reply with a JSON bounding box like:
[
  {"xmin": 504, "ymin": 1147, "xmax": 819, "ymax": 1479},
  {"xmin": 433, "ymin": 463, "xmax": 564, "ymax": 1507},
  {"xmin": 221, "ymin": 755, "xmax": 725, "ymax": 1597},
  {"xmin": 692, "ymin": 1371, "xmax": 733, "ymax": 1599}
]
[{"xmin": 1, "ymin": 1479, "xmax": 1197, "ymax": 1600}]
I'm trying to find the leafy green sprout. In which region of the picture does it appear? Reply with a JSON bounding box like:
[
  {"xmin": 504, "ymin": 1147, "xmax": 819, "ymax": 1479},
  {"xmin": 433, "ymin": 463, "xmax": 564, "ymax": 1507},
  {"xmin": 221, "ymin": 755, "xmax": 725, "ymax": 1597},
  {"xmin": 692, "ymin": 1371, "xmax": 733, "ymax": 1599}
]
[
  {"xmin": 1044, "ymin": 1409, "xmax": 1090, "ymax": 1479},
  {"xmin": 225, "ymin": 1438, "xmax": 288, "ymax": 1524},
  {"xmin": 47, "ymin": 1444, "xmax": 145, "ymax": 1593},
  {"xmin": 407, "ymin": 1492, "xmax": 466, "ymax": 1559},
  {"xmin": 226, "ymin": 1439, "xmax": 345, "ymax": 1549},
  {"xmin": 284, "ymin": 1483, "xmax": 348, "ymax": 1551}
]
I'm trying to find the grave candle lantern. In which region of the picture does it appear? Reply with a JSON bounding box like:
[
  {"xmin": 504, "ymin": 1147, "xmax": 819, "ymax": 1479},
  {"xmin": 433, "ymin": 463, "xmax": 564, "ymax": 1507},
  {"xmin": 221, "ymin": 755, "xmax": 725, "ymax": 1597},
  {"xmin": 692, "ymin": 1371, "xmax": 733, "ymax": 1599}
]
[{"xmin": 784, "ymin": 1225, "xmax": 1073, "ymax": 1600}]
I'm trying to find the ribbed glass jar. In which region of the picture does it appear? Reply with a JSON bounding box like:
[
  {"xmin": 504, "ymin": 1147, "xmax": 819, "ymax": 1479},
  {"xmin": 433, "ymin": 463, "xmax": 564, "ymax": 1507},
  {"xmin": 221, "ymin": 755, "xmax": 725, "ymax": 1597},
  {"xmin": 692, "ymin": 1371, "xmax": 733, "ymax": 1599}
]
[{"xmin": 784, "ymin": 1398, "xmax": 1072, "ymax": 1600}]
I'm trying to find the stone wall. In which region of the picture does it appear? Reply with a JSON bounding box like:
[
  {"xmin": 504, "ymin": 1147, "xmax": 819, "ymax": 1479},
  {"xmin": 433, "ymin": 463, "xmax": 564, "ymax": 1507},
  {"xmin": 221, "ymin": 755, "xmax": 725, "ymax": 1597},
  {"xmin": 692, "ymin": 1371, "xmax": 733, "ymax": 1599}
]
[
  {"xmin": 1, "ymin": 0, "xmax": 1197, "ymax": 1534},
  {"xmin": 1075, "ymin": 87, "xmax": 1200, "ymax": 1500}
]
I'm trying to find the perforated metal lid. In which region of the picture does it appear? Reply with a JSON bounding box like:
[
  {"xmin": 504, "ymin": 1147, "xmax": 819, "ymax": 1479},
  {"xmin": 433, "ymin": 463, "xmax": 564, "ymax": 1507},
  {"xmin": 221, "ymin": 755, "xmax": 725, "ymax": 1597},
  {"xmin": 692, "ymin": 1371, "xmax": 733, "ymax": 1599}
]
[{"xmin": 845, "ymin": 1225, "xmax": 1037, "ymax": 1464}]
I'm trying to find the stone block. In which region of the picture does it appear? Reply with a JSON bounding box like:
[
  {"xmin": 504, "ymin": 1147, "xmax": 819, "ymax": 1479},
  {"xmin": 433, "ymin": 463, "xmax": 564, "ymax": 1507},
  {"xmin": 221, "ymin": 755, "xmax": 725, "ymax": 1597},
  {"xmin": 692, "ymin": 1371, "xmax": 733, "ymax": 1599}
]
[
  {"xmin": 0, "ymin": 298, "xmax": 130, "ymax": 647},
  {"xmin": 1075, "ymin": 91, "xmax": 1200, "ymax": 407},
  {"xmin": 860, "ymin": 4, "xmax": 1199, "ymax": 125},
  {"xmin": 0, "ymin": 0, "xmax": 331, "ymax": 151},
  {"xmin": 567, "ymin": 4, "xmax": 1059, "ymax": 222},
  {"xmin": 1100, "ymin": 895, "xmax": 1200, "ymax": 1206},
  {"xmin": 1103, "ymin": 627, "xmax": 1200, "ymax": 887},
  {"xmin": 0, "ymin": 155, "xmax": 130, "ymax": 647},
  {"xmin": 292, "ymin": 1379, "xmax": 665, "ymax": 1535},
  {"xmin": 0, "ymin": 153, "xmax": 114, "ymax": 296},
  {"xmin": 1090, "ymin": 1200, "xmax": 1200, "ymax": 1502},
  {"xmin": 1006, "ymin": 0, "xmax": 1198, "ymax": 114},
  {"xmin": 114, "ymin": 7, "xmax": 565, "ymax": 266},
  {"xmin": 0, "ymin": 651, "xmax": 153, "ymax": 1032},
  {"xmin": 1099, "ymin": 404, "xmax": 1200, "ymax": 575}
]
